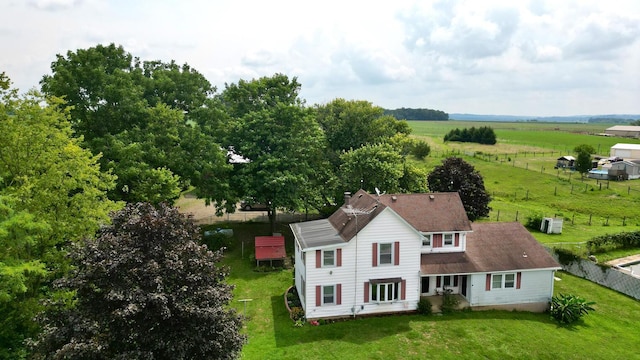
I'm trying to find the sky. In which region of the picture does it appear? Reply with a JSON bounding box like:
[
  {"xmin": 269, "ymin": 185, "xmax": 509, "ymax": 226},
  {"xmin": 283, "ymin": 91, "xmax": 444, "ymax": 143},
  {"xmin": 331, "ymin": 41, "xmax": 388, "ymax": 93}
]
[{"xmin": 2, "ymin": 0, "xmax": 639, "ymax": 117}]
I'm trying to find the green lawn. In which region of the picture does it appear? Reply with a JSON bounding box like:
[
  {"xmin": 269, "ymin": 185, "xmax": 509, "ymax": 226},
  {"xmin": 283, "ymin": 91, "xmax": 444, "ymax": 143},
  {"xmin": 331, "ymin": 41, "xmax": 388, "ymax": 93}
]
[{"xmin": 209, "ymin": 222, "xmax": 640, "ymax": 360}]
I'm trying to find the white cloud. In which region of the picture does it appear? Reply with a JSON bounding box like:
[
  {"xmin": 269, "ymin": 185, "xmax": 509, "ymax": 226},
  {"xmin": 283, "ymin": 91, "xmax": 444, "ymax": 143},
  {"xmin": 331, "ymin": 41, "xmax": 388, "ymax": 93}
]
[{"xmin": 0, "ymin": 0, "xmax": 639, "ymax": 116}]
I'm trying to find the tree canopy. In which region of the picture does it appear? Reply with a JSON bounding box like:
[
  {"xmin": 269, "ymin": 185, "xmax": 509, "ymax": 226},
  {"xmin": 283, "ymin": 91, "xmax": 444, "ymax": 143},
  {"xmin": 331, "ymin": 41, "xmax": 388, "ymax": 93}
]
[
  {"xmin": 444, "ymin": 126, "xmax": 497, "ymax": 145},
  {"xmin": 574, "ymin": 144, "xmax": 596, "ymax": 177},
  {"xmin": 427, "ymin": 157, "xmax": 491, "ymax": 221},
  {"xmin": 40, "ymin": 44, "xmax": 230, "ymax": 205},
  {"xmin": 220, "ymin": 74, "xmax": 326, "ymax": 230},
  {"xmin": 0, "ymin": 73, "xmax": 119, "ymax": 359},
  {"xmin": 29, "ymin": 203, "xmax": 245, "ymax": 359},
  {"xmin": 384, "ymin": 107, "xmax": 448, "ymax": 121}
]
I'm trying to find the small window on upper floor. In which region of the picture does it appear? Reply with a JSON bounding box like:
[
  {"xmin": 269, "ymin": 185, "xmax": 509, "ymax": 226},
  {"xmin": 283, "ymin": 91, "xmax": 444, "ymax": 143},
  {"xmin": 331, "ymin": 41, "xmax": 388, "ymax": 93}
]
[
  {"xmin": 422, "ymin": 234, "xmax": 432, "ymax": 247},
  {"xmin": 323, "ymin": 250, "xmax": 335, "ymax": 267},
  {"xmin": 444, "ymin": 233, "xmax": 454, "ymax": 246}
]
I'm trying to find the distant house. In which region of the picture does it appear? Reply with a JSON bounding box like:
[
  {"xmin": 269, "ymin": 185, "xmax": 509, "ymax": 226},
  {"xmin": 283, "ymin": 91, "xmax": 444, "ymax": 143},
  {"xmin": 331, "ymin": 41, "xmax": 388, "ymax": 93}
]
[
  {"xmin": 610, "ymin": 143, "xmax": 640, "ymax": 160},
  {"xmin": 605, "ymin": 126, "xmax": 640, "ymax": 138},
  {"xmin": 290, "ymin": 190, "xmax": 561, "ymax": 320},
  {"xmin": 555, "ymin": 155, "xmax": 575, "ymax": 169}
]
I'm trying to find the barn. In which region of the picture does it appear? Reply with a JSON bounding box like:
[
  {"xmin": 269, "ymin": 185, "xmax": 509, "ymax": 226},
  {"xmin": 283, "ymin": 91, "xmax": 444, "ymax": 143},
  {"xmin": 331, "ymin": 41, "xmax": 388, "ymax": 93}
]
[
  {"xmin": 610, "ymin": 143, "xmax": 640, "ymax": 160},
  {"xmin": 605, "ymin": 126, "xmax": 640, "ymax": 138}
]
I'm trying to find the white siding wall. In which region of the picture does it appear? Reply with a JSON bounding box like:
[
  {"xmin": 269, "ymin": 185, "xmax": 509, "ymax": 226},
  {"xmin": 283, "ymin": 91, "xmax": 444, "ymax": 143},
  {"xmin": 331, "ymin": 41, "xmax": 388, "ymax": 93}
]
[
  {"xmin": 469, "ymin": 270, "xmax": 555, "ymax": 307},
  {"xmin": 304, "ymin": 209, "xmax": 423, "ymax": 319},
  {"xmin": 293, "ymin": 240, "xmax": 307, "ymax": 310}
]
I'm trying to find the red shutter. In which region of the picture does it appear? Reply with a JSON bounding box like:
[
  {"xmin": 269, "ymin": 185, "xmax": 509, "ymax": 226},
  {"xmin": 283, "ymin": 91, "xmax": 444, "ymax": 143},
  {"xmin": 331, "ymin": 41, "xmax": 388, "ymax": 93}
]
[
  {"xmin": 316, "ymin": 250, "xmax": 321, "ymax": 268},
  {"xmin": 316, "ymin": 285, "xmax": 321, "ymax": 306},
  {"xmin": 372, "ymin": 243, "xmax": 378, "ymax": 267},
  {"xmin": 364, "ymin": 282, "xmax": 370, "ymax": 303},
  {"xmin": 337, "ymin": 284, "xmax": 342, "ymax": 305},
  {"xmin": 436, "ymin": 276, "xmax": 441, "ymax": 288},
  {"xmin": 337, "ymin": 248, "xmax": 342, "ymax": 267},
  {"xmin": 401, "ymin": 279, "xmax": 407, "ymax": 300},
  {"xmin": 455, "ymin": 233, "xmax": 460, "ymax": 247},
  {"xmin": 486, "ymin": 274, "xmax": 491, "ymax": 291},
  {"xmin": 516, "ymin": 272, "xmax": 522, "ymax": 289},
  {"xmin": 394, "ymin": 241, "xmax": 400, "ymax": 265},
  {"xmin": 434, "ymin": 234, "xmax": 442, "ymax": 247}
]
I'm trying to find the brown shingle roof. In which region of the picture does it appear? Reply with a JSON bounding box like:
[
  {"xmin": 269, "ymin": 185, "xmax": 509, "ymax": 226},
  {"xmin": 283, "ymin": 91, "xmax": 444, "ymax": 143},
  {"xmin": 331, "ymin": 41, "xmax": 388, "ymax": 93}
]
[
  {"xmin": 328, "ymin": 190, "xmax": 386, "ymax": 242},
  {"xmin": 421, "ymin": 222, "xmax": 561, "ymax": 274},
  {"xmin": 378, "ymin": 192, "xmax": 472, "ymax": 232},
  {"xmin": 328, "ymin": 190, "xmax": 473, "ymax": 242}
]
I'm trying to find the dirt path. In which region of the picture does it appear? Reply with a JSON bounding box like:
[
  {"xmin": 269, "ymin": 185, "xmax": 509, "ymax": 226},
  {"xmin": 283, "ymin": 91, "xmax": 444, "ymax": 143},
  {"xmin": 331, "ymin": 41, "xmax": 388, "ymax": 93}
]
[{"xmin": 175, "ymin": 194, "xmax": 269, "ymax": 224}]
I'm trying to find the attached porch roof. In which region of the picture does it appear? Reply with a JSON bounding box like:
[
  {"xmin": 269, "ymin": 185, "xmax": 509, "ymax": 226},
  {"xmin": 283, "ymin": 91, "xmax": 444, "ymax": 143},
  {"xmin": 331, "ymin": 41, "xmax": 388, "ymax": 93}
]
[{"xmin": 421, "ymin": 222, "xmax": 561, "ymax": 275}]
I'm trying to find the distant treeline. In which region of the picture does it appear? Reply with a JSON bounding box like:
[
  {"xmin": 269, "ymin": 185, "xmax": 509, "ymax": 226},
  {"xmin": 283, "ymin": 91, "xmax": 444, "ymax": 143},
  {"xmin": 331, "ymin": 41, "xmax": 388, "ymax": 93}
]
[
  {"xmin": 589, "ymin": 117, "xmax": 640, "ymax": 124},
  {"xmin": 384, "ymin": 108, "xmax": 449, "ymax": 121},
  {"xmin": 444, "ymin": 126, "xmax": 497, "ymax": 145}
]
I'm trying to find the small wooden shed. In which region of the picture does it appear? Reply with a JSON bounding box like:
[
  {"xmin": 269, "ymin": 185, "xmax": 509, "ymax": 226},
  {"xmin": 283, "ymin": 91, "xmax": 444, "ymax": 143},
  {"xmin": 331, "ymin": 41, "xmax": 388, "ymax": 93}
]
[
  {"xmin": 555, "ymin": 156, "xmax": 575, "ymax": 169},
  {"xmin": 255, "ymin": 235, "xmax": 286, "ymax": 266}
]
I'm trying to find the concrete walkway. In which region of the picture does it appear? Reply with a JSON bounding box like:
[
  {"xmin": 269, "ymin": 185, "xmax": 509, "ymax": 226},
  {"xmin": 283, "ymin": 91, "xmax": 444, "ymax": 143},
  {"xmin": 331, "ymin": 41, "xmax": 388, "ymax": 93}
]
[{"xmin": 605, "ymin": 253, "xmax": 640, "ymax": 267}]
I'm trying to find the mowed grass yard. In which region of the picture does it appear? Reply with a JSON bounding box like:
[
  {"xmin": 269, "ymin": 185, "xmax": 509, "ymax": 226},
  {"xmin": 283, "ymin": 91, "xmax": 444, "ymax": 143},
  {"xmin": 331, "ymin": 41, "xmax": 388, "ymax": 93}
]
[
  {"xmin": 214, "ymin": 223, "xmax": 640, "ymax": 360},
  {"xmin": 192, "ymin": 121, "xmax": 640, "ymax": 359}
]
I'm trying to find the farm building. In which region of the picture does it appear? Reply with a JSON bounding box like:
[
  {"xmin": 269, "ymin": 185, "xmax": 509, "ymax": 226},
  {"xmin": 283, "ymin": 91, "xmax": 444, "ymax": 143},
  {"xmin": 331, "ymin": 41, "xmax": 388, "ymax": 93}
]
[
  {"xmin": 255, "ymin": 235, "xmax": 286, "ymax": 266},
  {"xmin": 290, "ymin": 190, "xmax": 561, "ymax": 319},
  {"xmin": 555, "ymin": 155, "xmax": 575, "ymax": 169},
  {"xmin": 610, "ymin": 143, "xmax": 640, "ymax": 160},
  {"xmin": 608, "ymin": 160, "xmax": 640, "ymax": 180},
  {"xmin": 605, "ymin": 126, "xmax": 640, "ymax": 138}
]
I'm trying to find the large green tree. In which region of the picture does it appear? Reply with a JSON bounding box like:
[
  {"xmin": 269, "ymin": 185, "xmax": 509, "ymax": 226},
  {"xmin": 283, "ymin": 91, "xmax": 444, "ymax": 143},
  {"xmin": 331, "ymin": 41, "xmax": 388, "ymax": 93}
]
[
  {"xmin": 427, "ymin": 157, "xmax": 491, "ymax": 221},
  {"xmin": 574, "ymin": 144, "xmax": 596, "ymax": 178},
  {"xmin": 29, "ymin": 203, "xmax": 245, "ymax": 359},
  {"xmin": 220, "ymin": 74, "xmax": 327, "ymax": 230},
  {"xmin": 0, "ymin": 73, "xmax": 118, "ymax": 359},
  {"xmin": 40, "ymin": 44, "xmax": 231, "ymax": 205},
  {"xmin": 315, "ymin": 98, "xmax": 411, "ymax": 155}
]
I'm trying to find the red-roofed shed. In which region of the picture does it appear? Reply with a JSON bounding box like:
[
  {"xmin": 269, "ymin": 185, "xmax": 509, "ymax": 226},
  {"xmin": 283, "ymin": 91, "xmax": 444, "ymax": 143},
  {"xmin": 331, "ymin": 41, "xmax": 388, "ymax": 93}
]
[{"xmin": 255, "ymin": 236, "xmax": 286, "ymax": 266}]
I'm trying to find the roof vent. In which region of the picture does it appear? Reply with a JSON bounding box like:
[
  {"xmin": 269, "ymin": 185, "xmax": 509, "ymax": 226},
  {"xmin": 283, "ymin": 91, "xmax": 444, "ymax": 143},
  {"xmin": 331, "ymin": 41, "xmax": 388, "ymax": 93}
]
[
  {"xmin": 523, "ymin": 252, "xmax": 528, "ymax": 258},
  {"xmin": 391, "ymin": 195, "xmax": 397, "ymax": 202},
  {"xmin": 429, "ymin": 195, "xmax": 435, "ymax": 200}
]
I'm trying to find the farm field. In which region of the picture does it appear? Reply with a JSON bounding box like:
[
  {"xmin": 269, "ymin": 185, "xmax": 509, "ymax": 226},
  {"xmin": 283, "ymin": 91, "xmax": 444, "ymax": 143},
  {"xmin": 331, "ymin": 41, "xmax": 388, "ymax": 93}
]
[{"xmin": 408, "ymin": 121, "xmax": 640, "ymax": 256}]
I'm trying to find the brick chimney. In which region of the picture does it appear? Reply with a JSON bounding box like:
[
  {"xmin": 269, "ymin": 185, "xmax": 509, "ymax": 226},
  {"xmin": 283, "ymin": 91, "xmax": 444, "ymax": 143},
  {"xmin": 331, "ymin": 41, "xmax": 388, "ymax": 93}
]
[{"xmin": 344, "ymin": 192, "xmax": 351, "ymax": 207}]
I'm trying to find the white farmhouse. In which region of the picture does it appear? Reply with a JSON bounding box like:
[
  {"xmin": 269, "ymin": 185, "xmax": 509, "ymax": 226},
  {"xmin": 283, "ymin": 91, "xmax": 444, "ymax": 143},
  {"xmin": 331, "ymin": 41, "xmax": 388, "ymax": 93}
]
[{"xmin": 290, "ymin": 190, "xmax": 561, "ymax": 320}]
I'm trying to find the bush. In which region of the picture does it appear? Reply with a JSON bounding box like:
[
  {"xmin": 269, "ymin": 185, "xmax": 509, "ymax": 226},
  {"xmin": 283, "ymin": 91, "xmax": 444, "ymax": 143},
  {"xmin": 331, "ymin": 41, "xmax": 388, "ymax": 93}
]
[
  {"xmin": 549, "ymin": 294, "xmax": 595, "ymax": 324},
  {"xmin": 440, "ymin": 290, "xmax": 460, "ymax": 314},
  {"xmin": 201, "ymin": 231, "xmax": 233, "ymax": 251},
  {"xmin": 417, "ymin": 298, "xmax": 433, "ymax": 315},
  {"xmin": 554, "ymin": 247, "xmax": 581, "ymax": 265},
  {"xmin": 412, "ymin": 140, "xmax": 431, "ymax": 160},
  {"xmin": 525, "ymin": 214, "xmax": 543, "ymax": 231},
  {"xmin": 290, "ymin": 307, "xmax": 305, "ymax": 321}
]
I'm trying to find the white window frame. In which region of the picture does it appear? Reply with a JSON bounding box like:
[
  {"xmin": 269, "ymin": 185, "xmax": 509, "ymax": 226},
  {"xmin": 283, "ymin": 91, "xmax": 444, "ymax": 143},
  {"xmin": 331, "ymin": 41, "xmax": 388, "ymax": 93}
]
[
  {"xmin": 301, "ymin": 251, "xmax": 306, "ymax": 266},
  {"xmin": 492, "ymin": 273, "xmax": 516, "ymax": 289},
  {"xmin": 504, "ymin": 273, "xmax": 516, "ymax": 288},
  {"xmin": 444, "ymin": 233, "xmax": 454, "ymax": 246},
  {"xmin": 322, "ymin": 285, "xmax": 335, "ymax": 305},
  {"xmin": 443, "ymin": 275, "xmax": 452, "ymax": 287},
  {"xmin": 422, "ymin": 234, "xmax": 432, "ymax": 247},
  {"xmin": 371, "ymin": 281, "xmax": 400, "ymax": 303},
  {"xmin": 379, "ymin": 243, "xmax": 393, "ymax": 265},
  {"xmin": 323, "ymin": 249, "xmax": 335, "ymax": 267}
]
